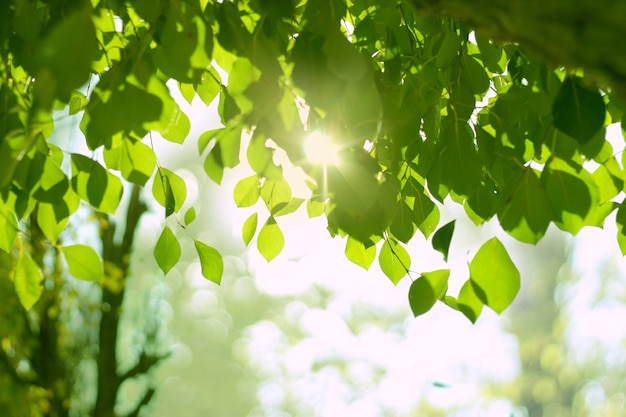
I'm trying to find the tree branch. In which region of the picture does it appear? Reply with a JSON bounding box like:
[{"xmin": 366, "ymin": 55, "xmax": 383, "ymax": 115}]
[
  {"xmin": 119, "ymin": 351, "xmax": 171, "ymax": 382},
  {"xmin": 124, "ymin": 387, "xmax": 155, "ymax": 417},
  {"xmin": 94, "ymin": 186, "xmax": 149, "ymax": 417}
]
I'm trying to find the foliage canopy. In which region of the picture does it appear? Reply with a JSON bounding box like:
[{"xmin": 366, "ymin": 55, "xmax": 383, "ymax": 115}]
[{"xmin": 1, "ymin": 0, "xmax": 626, "ymax": 322}]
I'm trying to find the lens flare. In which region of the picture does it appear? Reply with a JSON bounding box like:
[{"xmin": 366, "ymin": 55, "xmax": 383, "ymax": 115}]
[{"xmin": 304, "ymin": 132, "xmax": 340, "ymax": 165}]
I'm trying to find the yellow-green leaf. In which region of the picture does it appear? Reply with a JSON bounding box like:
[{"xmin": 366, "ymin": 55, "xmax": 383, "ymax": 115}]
[
  {"xmin": 234, "ymin": 175, "xmax": 260, "ymax": 208},
  {"xmin": 15, "ymin": 252, "xmax": 43, "ymax": 310},
  {"xmin": 257, "ymin": 216, "xmax": 284, "ymax": 262},
  {"xmin": 408, "ymin": 269, "xmax": 450, "ymax": 317},
  {"xmin": 194, "ymin": 240, "xmax": 223, "ymax": 285},
  {"xmin": 242, "ymin": 212, "xmax": 258, "ymax": 246},
  {"xmin": 154, "ymin": 226, "xmax": 181, "ymax": 274},
  {"xmin": 0, "ymin": 200, "xmax": 18, "ymax": 252},
  {"xmin": 379, "ymin": 239, "xmax": 410, "ymax": 285},
  {"xmin": 63, "ymin": 244, "xmax": 103, "ymax": 282},
  {"xmin": 152, "ymin": 168, "xmax": 186, "ymax": 217},
  {"xmin": 345, "ymin": 236, "xmax": 376, "ymax": 270},
  {"xmin": 457, "ymin": 279, "xmax": 484, "ymax": 323},
  {"xmin": 469, "ymin": 237, "xmax": 520, "ymax": 314}
]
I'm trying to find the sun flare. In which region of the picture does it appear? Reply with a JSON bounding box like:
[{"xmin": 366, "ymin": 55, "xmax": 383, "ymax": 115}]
[{"xmin": 303, "ymin": 131, "xmax": 340, "ymax": 165}]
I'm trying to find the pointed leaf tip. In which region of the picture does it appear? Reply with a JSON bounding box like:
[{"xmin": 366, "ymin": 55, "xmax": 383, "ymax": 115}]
[
  {"xmin": 154, "ymin": 226, "xmax": 181, "ymax": 274},
  {"xmin": 63, "ymin": 244, "xmax": 103, "ymax": 282},
  {"xmin": 15, "ymin": 253, "xmax": 43, "ymax": 310},
  {"xmin": 469, "ymin": 237, "xmax": 520, "ymax": 314},
  {"xmin": 194, "ymin": 240, "xmax": 224, "ymax": 285},
  {"xmin": 257, "ymin": 216, "xmax": 284, "ymax": 262},
  {"xmin": 408, "ymin": 269, "xmax": 450, "ymax": 317},
  {"xmin": 432, "ymin": 220, "xmax": 455, "ymax": 261}
]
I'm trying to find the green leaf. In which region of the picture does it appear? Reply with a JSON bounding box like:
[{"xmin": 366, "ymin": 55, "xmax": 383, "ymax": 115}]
[
  {"xmin": 457, "ymin": 279, "xmax": 484, "ymax": 323},
  {"xmin": 85, "ymin": 82, "xmax": 163, "ymax": 149},
  {"xmin": 145, "ymin": 79, "xmax": 191, "ymax": 144},
  {"xmin": 616, "ymin": 199, "xmax": 626, "ymax": 256},
  {"xmin": 553, "ymin": 76, "xmax": 605, "ymax": 144},
  {"xmin": 345, "ymin": 236, "xmax": 376, "ymax": 270},
  {"xmin": 389, "ymin": 201, "xmax": 416, "ymax": 243},
  {"xmin": 257, "ymin": 216, "xmax": 284, "ymax": 262},
  {"xmin": 379, "ymin": 239, "xmax": 410, "ymax": 285},
  {"xmin": 432, "ymin": 220, "xmax": 455, "ymax": 262},
  {"xmin": 436, "ymin": 30, "xmax": 461, "ymax": 68},
  {"xmin": 70, "ymin": 154, "xmax": 123, "ymax": 214},
  {"xmin": 260, "ymin": 178, "xmax": 292, "ymax": 212},
  {"xmin": 69, "ymin": 91, "xmax": 88, "ymax": 115},
  {"xmin": 34, "ymin": 158, "xmax": 69, "ymax": 204},
  {"xmin": 541, "ymin": 158, "xmax": 597, "ymax": 234},
  {"xmin": 184, "ymin": 207, "xmax": 196, "ymax": 226},
  {"xmin": 197, "ymin": 68, "xmax": 222, "ymax": 106},
  {"xmin": 412, "ymin": 186, "xmax": 439, "ymax": 238},
  {"xmin": 204, "ymin": 149, "xmax": 224, "ymax": 184},
  {"xmin": 178, "ymin": 82, "xmax": 196, "ymax": 104},
  {"xmin": 430, "ymin": 120, "xmax": 482, "ymax": 198},
  {"xmin": 498, "ymin": 168, "xmax": 553, "ymax": 244},
  {"xmin": 33, "ymin": 5, "xmax": 98, "ymax": 103},
  {"xmin": 462, "ymin": 54, "xmax": 490, "ymax": 96},
  {"xmin": 247, "ymin": 133, "xmax": 282, "ymax": 179},
  {"xmin": 469, "ymin": 237, "xmax": 520, "ymax": 314},
  {"xmin": 306, "ymin": 197, "xmax": 326, "ymax": 218},
  {"xmin": 273, "ymin": 198, "xmax": 305, "ymax": 217},
  {"xmin": 0, "ymin": 200, "xmax": 18, "ymax": 252},
  {"xmin": 37, "ymin": 202, "xmax": 69, "ymax": 243},
  {"xmin": 154, "ymin": 226, "xmax": 181, "ymax": 274},
  {"xmin": 15, "ymin": 252, "xmax": 43, "ymax": 310},
  {"xmin": 242, "ymin": 212, "xmax": 258, "ymax": 246},
  {"xmin": 408, "ymin": 269, "xmax": 450, "ymax": 317},
  {"xmin": 198, "ymin": 128, "xmax": 223, "ymax": 154},
  {"xmin": 233, "ymin": 175, "xmax": 260, "ymax": 207},
  {"xmin": 63, "ymin": 244, "xmax": 104, "ymax": 282},
  {"xmin": 120, "ymin": 139, "xmax": 157, "ymax": 186},
  {"xmin": 152, "ymin": 168, "xmax": 187, "ymax": 217},
  {"xmin": 194, "ymin": 240, "xmax": 224, "ymax": 285}
]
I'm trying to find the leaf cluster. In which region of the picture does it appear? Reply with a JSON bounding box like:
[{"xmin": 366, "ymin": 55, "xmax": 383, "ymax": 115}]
[{"xmin": 1, "ymin": 0, "xmax": 624, "ymax": 321}]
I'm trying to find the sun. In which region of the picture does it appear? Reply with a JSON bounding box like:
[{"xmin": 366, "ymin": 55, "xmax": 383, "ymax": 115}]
[{"xmin": 303, "ymin": 131, "xmax": 340, "ymax": 165}]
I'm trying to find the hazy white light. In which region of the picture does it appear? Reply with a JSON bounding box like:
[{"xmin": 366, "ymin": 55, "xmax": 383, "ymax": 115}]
[{"xmin": 304, "ymin": 132, "xmax": 340, "ymax": 165}]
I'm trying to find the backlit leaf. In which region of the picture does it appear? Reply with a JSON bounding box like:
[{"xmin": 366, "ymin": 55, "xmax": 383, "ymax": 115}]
[
  {"xmin": 234, "ymin": 175, "xmax": 260, "ymax": 207},
  {"xmin": 184, "ymin": 207, "xmax": 196, "ymax": 226},
  {"xmin": 379, "ymin": 239, "xmax": 410, "ymax": 285},
  {"xmin": 15, "ymin": 252, "xmax": 43, "ymax": 310},
  {"xmin": 194, "ymin": 240, "xmax": 224, "ymax": 285},
  {"xmin": 345, "ymin": 236, "xmax": 376, "ymax": 270},
  {"xmin": 541, "ymin": 158, "xmax": 597, "ymax": 234},
  {"xmin": 498, "ymin": 168, "xmax": 553, "ymax": 244},
  {"xmin": 469, "ymin": 237, "xmax": 520, "ymax": 314},
  {"xmin": 152, "ymin": 168, "xmax": 186, "ymax": 217},
  {"xmin": 242, "ymin": 212, "xmax": 258, "ymax": 246},
  {"xmin": 154, "ymin": 226, "xmax": 181, "ymax": 274},
  {"xmin": 412, "ymin": 186, "xmax": 440, "ymax": 238},
  {"xmin": 120, "ymin": 139, "xmax": 157, "ymax": 186},
  {"xmin": 390, "ymin": 201, "xmax": 416, "ymax": 243},
  {"xmin": 63, "ymin": 244, "xmax": 104, "ymax": 282},
  {"xmin": 0, "ymin": 200, "xmax": 18, "ymax": 252},
  {"xmin": 257, "ymin": 216, "xmax": 284, "ymax": 262},
  {"xmin": 408, "ymin": 269, "xmax": 450, "ymax": 317},
  {"xmin": 70, "ymin": 154, "xmax": 123, "ymax": 214},
  {"xmin": 37, "ymin": 202, "xmax": 69, "ymax": 243},
  {"xmin": 457, "ymin": 279, "xmax": 484, "ymax": 323}
]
